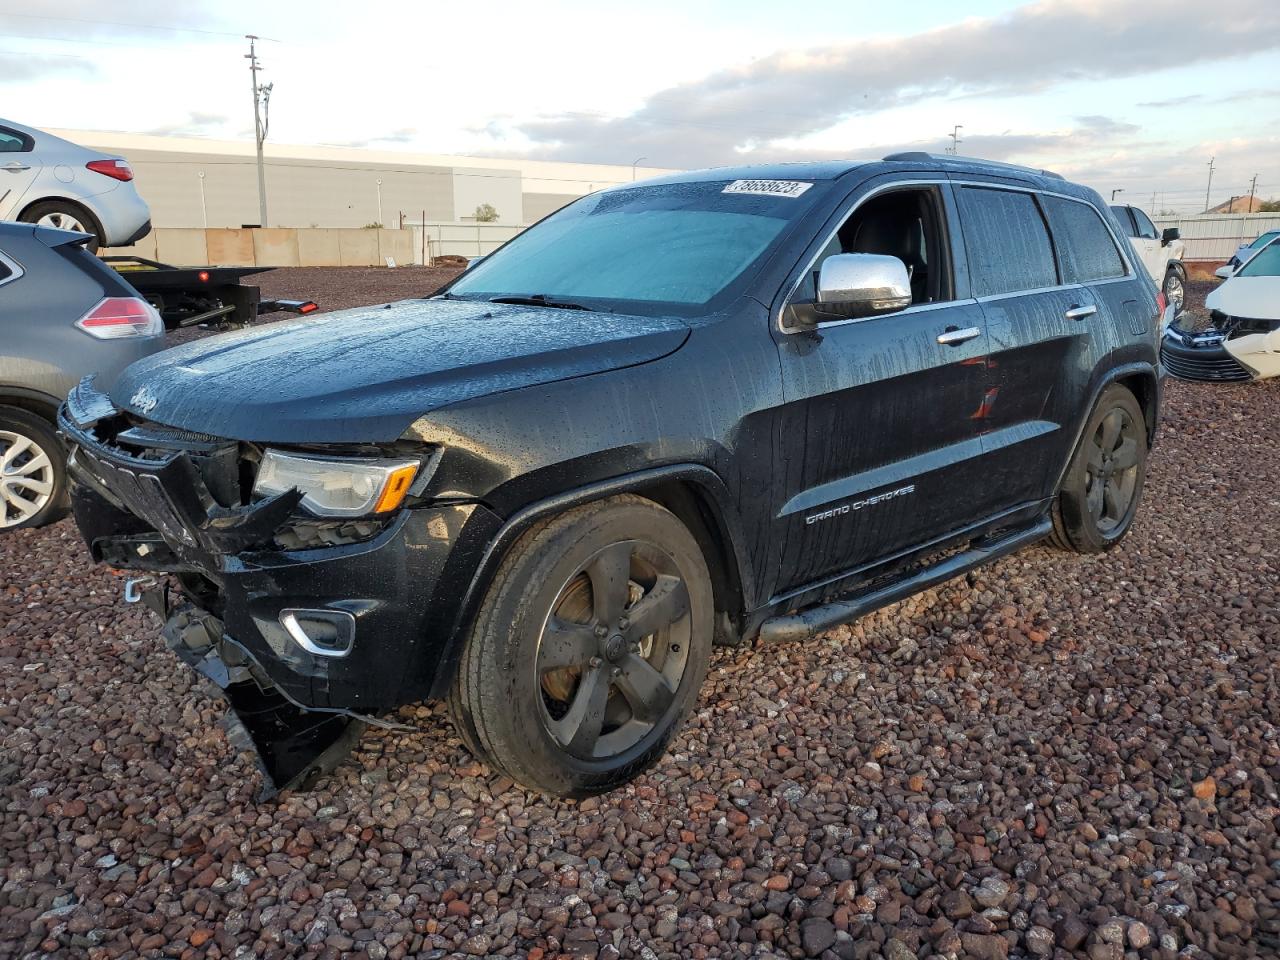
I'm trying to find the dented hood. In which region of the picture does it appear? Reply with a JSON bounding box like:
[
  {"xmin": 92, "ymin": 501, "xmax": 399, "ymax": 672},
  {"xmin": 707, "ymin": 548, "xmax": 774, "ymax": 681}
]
[
  {"xmin": 110, "ymin": 298, "xmax": 690, "ymax": 442},
  {"xmin": 1206, "ymin": 276, "xmax": 1280, "ymax": 321}
]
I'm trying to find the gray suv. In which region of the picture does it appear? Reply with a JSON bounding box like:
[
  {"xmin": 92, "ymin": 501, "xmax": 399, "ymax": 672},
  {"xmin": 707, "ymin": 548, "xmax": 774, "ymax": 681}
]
[{"xmin": 0, "ymin": 221, "xmax": 164, "ymax": 529}]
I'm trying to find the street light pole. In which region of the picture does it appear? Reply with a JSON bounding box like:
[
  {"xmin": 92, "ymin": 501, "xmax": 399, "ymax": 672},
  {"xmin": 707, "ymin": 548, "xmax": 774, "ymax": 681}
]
[
  {"xmin": 376, "ymin": 178, "xmax": 383, "ymax": 226},
  {"xmin": 246, "ymin": 35, "xmax": 271, "ymax": 228},
  {"xmin": 1111, "ymin": 188, "xmax": 1124, "ymax": 201},
  {"xmin": 631, "ymin": 156, "xmax": 647, "ymax": 181}
]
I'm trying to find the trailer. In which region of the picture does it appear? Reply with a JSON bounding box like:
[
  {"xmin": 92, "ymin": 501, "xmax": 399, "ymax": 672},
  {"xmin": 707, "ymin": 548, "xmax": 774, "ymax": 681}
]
[{"xmin": 102, "ymin": 256, "xmax": 317, "ymax": 330}]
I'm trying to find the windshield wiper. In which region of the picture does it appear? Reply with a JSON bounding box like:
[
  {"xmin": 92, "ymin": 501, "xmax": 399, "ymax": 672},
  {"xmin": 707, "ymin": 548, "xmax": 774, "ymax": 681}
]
[{"xmin": 489, "ymin": 294, "xmax": 593, "ymax": 311}]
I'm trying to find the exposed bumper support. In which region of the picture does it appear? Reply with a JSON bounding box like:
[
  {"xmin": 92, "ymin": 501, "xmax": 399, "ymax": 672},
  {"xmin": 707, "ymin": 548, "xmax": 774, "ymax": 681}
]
[{"xmin": 161, "ymin": 602, "xmax": 367, "ymax": 800}]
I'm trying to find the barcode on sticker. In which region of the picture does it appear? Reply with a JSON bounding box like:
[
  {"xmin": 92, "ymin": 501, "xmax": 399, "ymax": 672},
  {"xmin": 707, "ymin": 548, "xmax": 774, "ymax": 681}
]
[{"xmin": 722, "ymin": 179, "xmax": 813, "ymax": 198}]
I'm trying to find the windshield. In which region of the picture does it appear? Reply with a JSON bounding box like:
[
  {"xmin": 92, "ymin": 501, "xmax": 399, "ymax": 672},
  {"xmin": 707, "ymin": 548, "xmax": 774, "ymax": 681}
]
[
  {"xmin": 1237, "ymin": 237, "xmax": 1280, "ymax": 277},
  {"xmin": 446, "ymin": 179, "xmax": 825, "ymax": 313},
  {"xmin": 1248, "ymin": 231, "xmax": 1280, "ymax": 249}
]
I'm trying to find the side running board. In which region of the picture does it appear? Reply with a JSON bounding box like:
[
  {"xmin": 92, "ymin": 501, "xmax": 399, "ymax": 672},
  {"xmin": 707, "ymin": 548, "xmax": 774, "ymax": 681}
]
[{"xmin": 757, "ymin": 519, "xmax": 1052, "ymax": 645}]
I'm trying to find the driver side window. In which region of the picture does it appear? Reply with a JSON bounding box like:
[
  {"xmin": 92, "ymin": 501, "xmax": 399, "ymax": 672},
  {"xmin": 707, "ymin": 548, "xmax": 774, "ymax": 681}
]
[{"xmin": 804, "ymin": 187, "xmax": 953, "ymax": 307}]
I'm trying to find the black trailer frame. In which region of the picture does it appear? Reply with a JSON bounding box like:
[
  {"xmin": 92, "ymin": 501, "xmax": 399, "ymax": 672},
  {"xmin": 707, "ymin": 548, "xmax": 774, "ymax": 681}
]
[{"xmin": 102, "ymin": 257, "xmax": 316, "ymax": 330}]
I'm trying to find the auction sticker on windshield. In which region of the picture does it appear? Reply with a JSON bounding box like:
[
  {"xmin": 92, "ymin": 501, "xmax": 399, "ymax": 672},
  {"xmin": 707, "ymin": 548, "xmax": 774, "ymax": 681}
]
[{"xmin": 722, "ymin": 179, "xmax": 813, "ymax": 198}]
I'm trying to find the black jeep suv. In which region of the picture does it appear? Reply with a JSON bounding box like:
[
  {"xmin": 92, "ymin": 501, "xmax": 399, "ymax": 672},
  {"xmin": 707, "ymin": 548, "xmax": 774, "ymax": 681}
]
[{"xmin": 62, "ymin": 154, "xmax": 1164, "ymax": 798}]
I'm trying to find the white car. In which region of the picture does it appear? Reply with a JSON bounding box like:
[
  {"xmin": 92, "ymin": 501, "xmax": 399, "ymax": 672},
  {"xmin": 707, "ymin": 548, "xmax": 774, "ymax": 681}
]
[
  {"xmin": 0, "ymin": 118, "xmax": 150, "ymax": 251},
  {"xmin": 1110, "ymin": 204, "xmax": 1187, "ymax": 314},
  {"xmin": 1215, "ymin": 230, "xmax": 1280, "ymax": 279},
  {"xmin": 1162, "ymin": 236, "xmax": 1280, "ymax": 382}
]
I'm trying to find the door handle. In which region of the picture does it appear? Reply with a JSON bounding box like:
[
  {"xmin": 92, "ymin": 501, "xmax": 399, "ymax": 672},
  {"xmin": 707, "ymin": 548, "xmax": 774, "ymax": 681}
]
[
  {"xmin": 1065, "ymin": 304, "xmax": 1097, "ymax": 321},
  {"xmin": 936, "ymin": 326, "xmax": 981, "ymax": 346},
  {"xmin": 2, "ymin": 162, "xmax": 31, "ymax": 172}
]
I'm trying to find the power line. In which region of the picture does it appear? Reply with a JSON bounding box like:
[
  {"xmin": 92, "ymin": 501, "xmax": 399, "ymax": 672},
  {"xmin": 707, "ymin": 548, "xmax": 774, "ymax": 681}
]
[{"xmin": 0, "ymin": 11, "xmax": 277, "ymax": 41}]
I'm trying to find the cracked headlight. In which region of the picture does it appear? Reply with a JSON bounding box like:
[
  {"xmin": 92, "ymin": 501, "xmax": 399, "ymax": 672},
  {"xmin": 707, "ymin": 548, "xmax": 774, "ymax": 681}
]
[{"xmin": 253, "ymin": 450, "xmax": 420, "ymax": 518}]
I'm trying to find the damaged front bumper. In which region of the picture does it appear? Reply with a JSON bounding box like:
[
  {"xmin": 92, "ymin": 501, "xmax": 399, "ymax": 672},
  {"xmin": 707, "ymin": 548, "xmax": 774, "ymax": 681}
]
[
  {"xmin": 59, "ymin": 379, "xmax": 502, "ymax": 798},
  {"xmin": 1161, "ymin": 319, "xmax": 1280, "ymax": 383}
]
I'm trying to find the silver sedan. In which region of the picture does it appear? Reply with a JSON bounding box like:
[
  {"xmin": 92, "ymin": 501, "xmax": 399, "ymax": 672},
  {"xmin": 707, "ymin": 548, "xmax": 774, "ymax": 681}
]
[{"xmin": 0, "ymin": 117, "xmax": 151, "ymax": 251}]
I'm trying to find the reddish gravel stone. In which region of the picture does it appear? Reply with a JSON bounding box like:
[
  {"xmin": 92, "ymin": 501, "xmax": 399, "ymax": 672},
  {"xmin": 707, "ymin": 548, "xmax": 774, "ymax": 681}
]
[{"xmin": 2, "ymin": 276, "xmax": 1278, "ymax": 958}]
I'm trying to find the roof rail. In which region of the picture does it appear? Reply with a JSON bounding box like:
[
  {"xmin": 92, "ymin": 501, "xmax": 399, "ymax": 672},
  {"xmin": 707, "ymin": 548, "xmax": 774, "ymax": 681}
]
[{"xmin": 882, "ymin": 151, "xmax": 1065, "ymax": 181}]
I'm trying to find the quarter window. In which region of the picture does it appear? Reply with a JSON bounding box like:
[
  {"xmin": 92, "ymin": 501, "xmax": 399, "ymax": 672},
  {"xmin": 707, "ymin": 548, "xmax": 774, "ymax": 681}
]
[
  {"xmin": 958, "ymin": 187, "xmax": 1057, "ymax": 296},
  {"xmin": 1042, "ymin": 196, "xmax": 1127, "ymax": 283}
]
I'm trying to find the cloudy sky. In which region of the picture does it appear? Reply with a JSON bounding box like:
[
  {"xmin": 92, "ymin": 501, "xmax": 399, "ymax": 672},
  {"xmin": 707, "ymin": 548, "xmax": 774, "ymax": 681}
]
[{"xmin": 3, "ymin": 0, "xmax": 1278, "ymax": 211}]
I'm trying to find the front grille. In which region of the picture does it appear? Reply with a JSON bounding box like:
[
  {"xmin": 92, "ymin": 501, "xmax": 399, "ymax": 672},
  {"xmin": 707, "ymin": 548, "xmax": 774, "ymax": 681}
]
[{"xmin": 1161, "ymin": 346, "xmax": 1252, "ymax": 383}]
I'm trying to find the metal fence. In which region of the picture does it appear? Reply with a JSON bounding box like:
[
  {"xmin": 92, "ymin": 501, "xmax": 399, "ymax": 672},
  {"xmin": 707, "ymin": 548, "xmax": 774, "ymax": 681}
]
[
  {"xmin": 1152, "ymin": 213, "xmax": 1280, "ymax": 262},
  {"xmin": 405, "ymin": 222, "xmax": 527, "ymax": 264}
]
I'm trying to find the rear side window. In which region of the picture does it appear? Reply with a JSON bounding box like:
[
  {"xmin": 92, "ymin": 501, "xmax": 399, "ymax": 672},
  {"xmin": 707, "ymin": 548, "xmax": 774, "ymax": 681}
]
[
  {"xmin": 1109, "ymin": 205, "xmax": 1138, "ymax": 238},
  {"xmin": 0, "ymin": 127, "xmax": 32, "ymax": 153},
  {"xmin": 1130, "ymin": 207, "xmax": 1159, "ymax": 240},
  {"xmin": 958, "ymin": 187, "xmax": 1057, "ymax": 296},
  {"xmin": 1042, "ymin": 196, "xmax": 1126, "ymax": 283}
]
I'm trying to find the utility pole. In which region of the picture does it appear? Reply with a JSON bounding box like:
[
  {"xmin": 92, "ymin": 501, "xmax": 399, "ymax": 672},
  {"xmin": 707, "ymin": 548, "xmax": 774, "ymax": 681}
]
[
  {"xmin": 1150, "ymin": 191, "xmax": 1156, "ymax": 215},
  {"xmin": 1248, "ymin": 173, "xmax": 1258, "ymax": 212},
  {"xmin": 946, "ymin": 125, "xmax": 963, "ymax": 155},
  {"xmin": 245, "ymin": 36, "xmax": 272, "ymax": 228},
  {"xmin": 1203, "ymin": 156, "xmax": 1215, "ymax": 213}
]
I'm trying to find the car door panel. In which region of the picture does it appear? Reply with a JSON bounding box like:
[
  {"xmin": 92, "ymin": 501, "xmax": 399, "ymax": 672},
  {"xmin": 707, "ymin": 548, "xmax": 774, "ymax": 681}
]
[
  {"xmin": 977, "ymin": 286, "xmax": 1093, "ymax": 511},
  {"xmin": 0, "ymin": 127, "xmax": 40, "ymax": 220},
  {"xmin": 773, "ymin": 285, "xmax": 990, "ymax": 594}
]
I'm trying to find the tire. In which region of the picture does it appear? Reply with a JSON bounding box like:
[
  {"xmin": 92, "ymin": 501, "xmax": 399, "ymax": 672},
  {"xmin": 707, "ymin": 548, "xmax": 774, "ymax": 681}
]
[
  {"xmin": 0, "ymin": 407, "xmax": 68, "ymax": 531},
  {"xmin": 1163, "ymin": 264, "xmax": 1186, "ymax": 316},
  {"xmin": 449, "ymin": 493, "xmax": 714, "ymax": 797},
  {"xmin": 20, "ymin": 200, "xmax": 103, "ymax": 252},
  {"xmin": 1050, "ymin": 385, "xmax": 1147, "ymax": 553}
]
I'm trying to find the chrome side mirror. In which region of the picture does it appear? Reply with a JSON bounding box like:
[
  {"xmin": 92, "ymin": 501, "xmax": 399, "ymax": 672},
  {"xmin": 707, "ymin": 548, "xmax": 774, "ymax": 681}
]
[{"xmin": 815, "ymin": 253, "xmax": 913, "ymax": 320}]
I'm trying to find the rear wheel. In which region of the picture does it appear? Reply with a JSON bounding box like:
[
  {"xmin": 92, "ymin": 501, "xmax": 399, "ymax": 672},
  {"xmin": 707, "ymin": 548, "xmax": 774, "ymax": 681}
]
[
  {"xmin": 1050, "ymin": 385, "xmax": 1147, "ymax": 553},
  {"xmin": 20, "ymin": 200, "xmax": 103, "ymax": 252},
  {"xmin": 0, "ymin": 407, "xmax": 67, "ymax": 531},
  {"xmin": 449, "ymin": 494, "xmax": 713, "ymax": 797}
]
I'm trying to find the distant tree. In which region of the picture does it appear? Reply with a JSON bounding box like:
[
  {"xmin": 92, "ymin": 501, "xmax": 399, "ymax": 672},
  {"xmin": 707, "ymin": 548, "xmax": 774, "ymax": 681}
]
[
  {"xmin": 362, "ymin": 222, "xmax": 383, "ymax": 229},
  {"xmin": 1258, "ymin": 198, "xmax": 1280, "ymax": 213},
  {"xmin": 473, "ymin": 203, "xmax": 499, "ymax": 222}
]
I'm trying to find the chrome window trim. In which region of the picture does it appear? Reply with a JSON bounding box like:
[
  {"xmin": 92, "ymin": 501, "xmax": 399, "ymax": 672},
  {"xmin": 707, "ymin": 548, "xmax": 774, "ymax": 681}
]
[
  {"xmin": 776, "ymin": 176, "xmax": 1136, "ymax": 334},
  {"xmin": 0, "ymin": 249, "xmax": 24, "ymax": 288}
]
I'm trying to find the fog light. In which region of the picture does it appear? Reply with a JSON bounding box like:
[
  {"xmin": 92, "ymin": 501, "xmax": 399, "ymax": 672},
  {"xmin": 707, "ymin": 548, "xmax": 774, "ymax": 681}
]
[{"xmin": 279, "ymin": 609, "xmax": 356, "ymax": 658}]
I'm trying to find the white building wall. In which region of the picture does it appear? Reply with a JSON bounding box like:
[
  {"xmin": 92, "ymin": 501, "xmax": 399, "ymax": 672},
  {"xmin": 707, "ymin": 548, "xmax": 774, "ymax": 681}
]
[{"xmin": 48, "ymin": 129, "xmax": 675, "ymax": 230}]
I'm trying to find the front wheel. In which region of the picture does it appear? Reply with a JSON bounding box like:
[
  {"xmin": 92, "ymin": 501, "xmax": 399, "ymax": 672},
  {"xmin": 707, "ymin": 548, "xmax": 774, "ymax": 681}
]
[
  {"xmin": 1163, "ymin": 265, "xmax": 1186, "ymax": 316},
  {"xmin": 1050, "ymin": 385, "xmax": 1148, "ymax": 553},
  {"xmin": 449, "ymin": 494, "xmax": 713, "ymax": 797}
]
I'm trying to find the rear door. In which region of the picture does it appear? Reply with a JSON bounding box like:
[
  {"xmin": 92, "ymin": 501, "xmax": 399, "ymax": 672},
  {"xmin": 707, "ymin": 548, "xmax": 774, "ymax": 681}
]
[
  {"xmin": 0, "ymin": 126, "xmax": 40, "ymax": 220},
  {"xmin": 956, "ymin": 184, "xmax": 1088, "ymax": 515},
  {"xmin": 771, "ymin": 180, "xmax": 991, "ymax": 593}
]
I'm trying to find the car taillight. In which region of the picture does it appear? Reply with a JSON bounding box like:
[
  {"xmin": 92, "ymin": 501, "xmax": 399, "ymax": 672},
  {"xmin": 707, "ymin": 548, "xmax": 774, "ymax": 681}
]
[
  {"xmin": 86, "ymin": 159, "xmax": 134, "ymax": 182},
  {"xmin": 75, "ymin": 297, "xmax": 163, "ymax": 339},
  {"xmin": 1155, "ymin": 291, "xmax": 1168, "ymax": 315}
]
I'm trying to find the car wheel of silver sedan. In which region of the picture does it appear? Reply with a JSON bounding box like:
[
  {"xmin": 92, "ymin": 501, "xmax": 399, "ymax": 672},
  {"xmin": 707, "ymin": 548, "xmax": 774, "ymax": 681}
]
[
  {"xmin": 0, "ymin": 408, "xmax": 68, "ymax": 531},
  {"xmin": 20, "ymin": 200, "xmax": 102, "ymax": 252}
]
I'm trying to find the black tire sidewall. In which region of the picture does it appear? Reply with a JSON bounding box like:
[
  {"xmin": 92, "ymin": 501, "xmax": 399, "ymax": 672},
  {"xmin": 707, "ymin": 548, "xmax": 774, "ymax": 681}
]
[
  {"xmin": 21, "ymin": 201, "xmax": 104, "ymax": 251},
  {"xmin": 467, "ymin": 498, "xmax": 713, "ymax": 797},
  {"xmin": 0, "ymin": 407, "xmax": 68, "ymax": 531},
  {"xmin": 1057, "ymin": 386, "xmax": 1147, "ymax": 552}
]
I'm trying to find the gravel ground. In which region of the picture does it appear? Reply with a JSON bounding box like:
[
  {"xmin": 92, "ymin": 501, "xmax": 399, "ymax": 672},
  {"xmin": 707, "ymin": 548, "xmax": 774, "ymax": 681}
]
[{"xmin": 2, "ymin": 275, "xmax": 1277, "ymax": 959}]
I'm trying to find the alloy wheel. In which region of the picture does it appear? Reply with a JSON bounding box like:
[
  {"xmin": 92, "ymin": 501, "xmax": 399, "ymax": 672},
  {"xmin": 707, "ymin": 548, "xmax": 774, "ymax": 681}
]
[
  {"xmin": 1165, "ymin": 273, "xmax": 1185, "ymax": 314},
  {"xmin": 0, "ymin": 430, "xmax": 56, "ymax": 528},
  {"xmin": 535, "ymin": 540, "xmax": 692, "ymax": 760},
  {"xmin": 1083, "ymin": 409, "xmax": 1140, "ymax": 534},
  {"xmin": 36, "ymin": 211, "xmax": 87, "ymax": 233}
]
